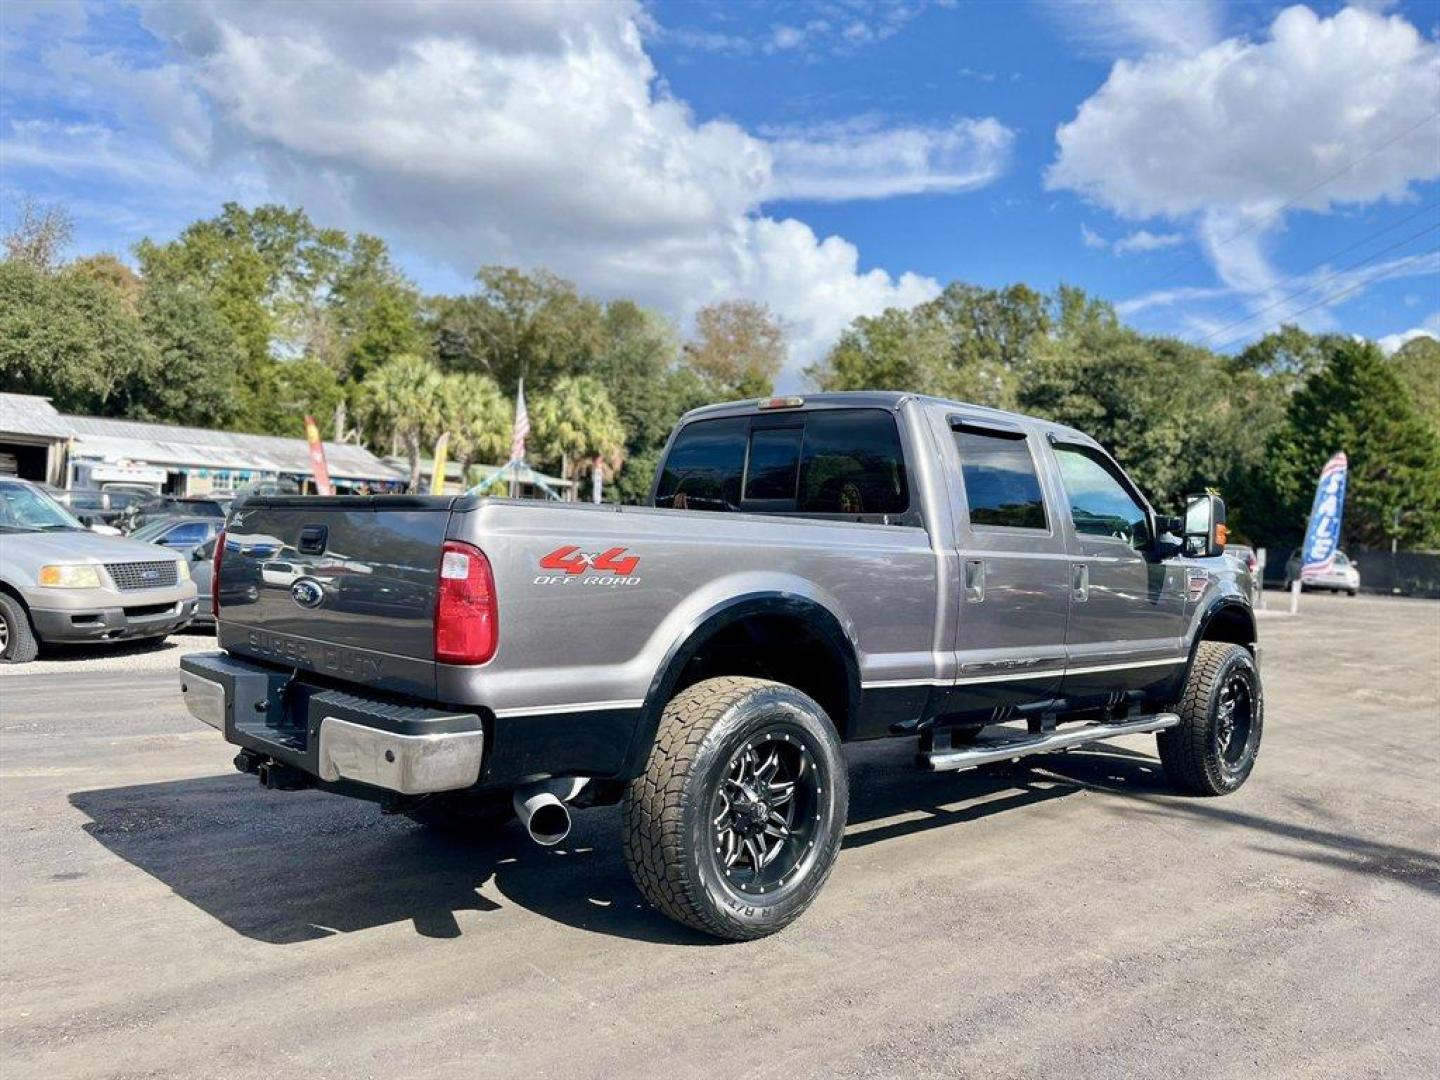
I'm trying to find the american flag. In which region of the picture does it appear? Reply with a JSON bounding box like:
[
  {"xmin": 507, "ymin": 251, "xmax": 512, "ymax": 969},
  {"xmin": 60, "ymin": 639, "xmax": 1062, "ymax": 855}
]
[{"xmin": 509, "ymin": 379, "xmax": 529, "ymax": 464}]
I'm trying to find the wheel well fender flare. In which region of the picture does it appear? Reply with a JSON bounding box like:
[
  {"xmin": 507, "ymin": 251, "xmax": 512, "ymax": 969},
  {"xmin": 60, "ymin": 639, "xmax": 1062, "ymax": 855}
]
[
  {"xmin": 617, "ymin": 592, "xmax": 861, "ymax": 780},
  {"xmin": 1183, "ymin": 598, "xmax": 1257, "ymax": 680}
]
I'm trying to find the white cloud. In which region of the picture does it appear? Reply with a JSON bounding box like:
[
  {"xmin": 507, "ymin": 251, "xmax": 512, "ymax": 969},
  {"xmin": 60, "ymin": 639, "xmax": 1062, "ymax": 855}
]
[
  {"xmin": 14, "ymin": 0, "xmax": 1012, "ymax": 385},
  {"xmin": 656, "ymin": 1, "xmax": 939, "ymax": 59},
  {"xmin": 1078, "ymin": 223, "xmax": 1185, "ymax": 254},
  {"xmin": 1378, "ymin": 312, "xmax": 1440, "ymax": 355},
  {"xmin": 1117, "ymin": 249, "xmax": 1440, "ymax": 344},
  {"xmin": 767, "ymin": 117, "xmax": 1013, "ymax": 201},
  {"xmin": 1049, "ymin": 4, "xmax": 1440, "ymax": 342},
  {"xmin": 1112, "ymin": 228, "xmax": 1185, "ymax": 255},
  {"xmin": 1048, "ymin": 6, "xmax": 1440, "ymax": 222},
  {"xmin": 1040, "ymin": 0, "xmax": 1225, "ymax": 57}
]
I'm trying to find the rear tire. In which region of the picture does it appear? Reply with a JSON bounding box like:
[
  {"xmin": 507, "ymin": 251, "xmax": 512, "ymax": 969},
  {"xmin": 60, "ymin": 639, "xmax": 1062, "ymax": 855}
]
[
  {"xmin": 1158, "ymin": 642, "xmax": 1262, "ymax": 796},
  {"xmin": 404, "ymin": 791, "xmax": 514, "ymax": 836},
  {"xmin": 0, "ymin": 594, "xmax": 39, "ymax": 664},
  {"xmin": 622, "ymin": 676, "xmax": 848, "ymax": 941}
]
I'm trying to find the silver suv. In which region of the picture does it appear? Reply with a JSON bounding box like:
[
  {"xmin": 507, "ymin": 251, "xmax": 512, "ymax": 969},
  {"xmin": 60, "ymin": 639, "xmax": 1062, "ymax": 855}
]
[{"xmin": 0, "ymin": 479, "xmax": 199, "ymax": 662}]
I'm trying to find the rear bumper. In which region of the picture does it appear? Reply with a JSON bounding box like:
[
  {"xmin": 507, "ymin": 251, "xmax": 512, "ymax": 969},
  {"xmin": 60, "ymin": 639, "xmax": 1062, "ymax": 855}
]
[
  {"xmin": 179, "ymin": 651, "xmax": 484, "ymax": 795},
  {"xmin": 30, "ymin": 599, "xmax": 197, "ymax": 643}
]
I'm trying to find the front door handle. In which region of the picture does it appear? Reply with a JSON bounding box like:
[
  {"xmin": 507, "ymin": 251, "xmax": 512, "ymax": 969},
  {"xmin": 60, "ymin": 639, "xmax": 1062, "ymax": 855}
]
[
  {"xmin": 964, "ymin": 559, "xmax": 984, "ymax": 603},
  {"xmin": 1072, "ymin": 562, "xmax": 1090, "ymax": 602}
]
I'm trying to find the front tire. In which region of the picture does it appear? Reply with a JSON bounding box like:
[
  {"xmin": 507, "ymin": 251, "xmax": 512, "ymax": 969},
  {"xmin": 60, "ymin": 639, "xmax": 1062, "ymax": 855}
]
[
  {"xmin": 0, "ymin": 594, "xmax": 39, "ymax": 664},
  {"xmin": 1158, "ymin": 642, "xmax": 1263, "ymax": 795},
  {"xmin": 622, "ymin": 677, "xmax": 848, "ymax": 941}
]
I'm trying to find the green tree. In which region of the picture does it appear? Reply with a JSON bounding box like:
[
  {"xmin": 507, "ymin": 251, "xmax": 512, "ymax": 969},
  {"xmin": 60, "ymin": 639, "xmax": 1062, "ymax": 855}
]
[
  {"xmin": 531, "ymin": 375, "xmax": 627, "ymax": 486},
  {"xmin": 441, "ymin": 372, "xmax": 510, "ymax": 479},
  {"xmin": 273, "ymin": 359, "xmax": 345, "ymax": 436},
  {"xmin": 361, "ymin": 354, "xmax": 446, "ymax": 492},
  {"xmin": 326, "ymin": 233, "xmax": 426, "ymax": 382},
  {"xmin": 808, "ymin": 283, "xmax": 1053, "ymax": 409},
  {"xmin": 133, "ymin": 203, "xmax": 412, "ymax": 435},
  {"xmin": 685, "ymin": 300, "xmax": 785, "ymax": 398},
  {"xmin": 0, "ymin": 260, "xmax": 152, "ymax": 413},
  {"xmin": 1266, "ymin": 338, "xmax": 1440, "ymax": 549},
  {"xmin": 2, "ymin": 196, "xmax": 73, "ymax": 273},
  {"xmin": 430, "ymin": 267, "xmax": 606, "ymax": 393},
  {"xmin": 68, "ymin": 254, "xmax": 143, "ymax": 313},
  {"xmin": 808, "ymin": 305, "xmax": 951, "ymax": 395},
  {"xmin": 1390, "ymin": 336, "xmax": 1440, "ymax": 438},
  {"xmin": 113, "ymin": 283, "xmax": 245, "ymax": 427}
]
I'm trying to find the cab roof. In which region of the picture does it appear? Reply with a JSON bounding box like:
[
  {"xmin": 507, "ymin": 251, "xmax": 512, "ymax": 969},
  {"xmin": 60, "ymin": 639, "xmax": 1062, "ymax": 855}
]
[{"xmin": 678, "ymin": 391, "xmax": 1097, "ymax": 448}]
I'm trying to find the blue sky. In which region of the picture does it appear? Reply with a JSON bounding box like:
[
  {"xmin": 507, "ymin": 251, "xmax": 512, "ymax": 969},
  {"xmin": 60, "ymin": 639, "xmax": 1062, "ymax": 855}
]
[{"xmin": 2, "ymin": 1, "xmax": 1438, "ymax": 384}]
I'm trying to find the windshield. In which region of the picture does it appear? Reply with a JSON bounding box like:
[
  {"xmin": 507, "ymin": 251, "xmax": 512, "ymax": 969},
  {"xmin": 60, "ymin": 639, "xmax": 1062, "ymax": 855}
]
[{"xmin": 0, "ymin": 481, "xmax": 86, "ymax": 532}]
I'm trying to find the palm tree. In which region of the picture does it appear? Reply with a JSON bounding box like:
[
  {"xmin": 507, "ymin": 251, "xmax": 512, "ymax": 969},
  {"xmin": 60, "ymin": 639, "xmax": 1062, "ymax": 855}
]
[
  {"xmin": 531, "ymin": 375, "xmax": 626, "ymax": 490},
  {"xmin": 442, "ymin": 372, "xmax": 510, "ymax": 485},
  {"xmin": 361, "ymin": 354, "xmax": 444, "ymax": 492}
]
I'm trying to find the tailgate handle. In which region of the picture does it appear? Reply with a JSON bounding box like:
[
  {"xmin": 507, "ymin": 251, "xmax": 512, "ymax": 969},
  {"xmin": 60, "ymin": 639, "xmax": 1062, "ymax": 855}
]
[{"xmin": 297, "ymin": 525, "xmax": 328, "ymax": 556}]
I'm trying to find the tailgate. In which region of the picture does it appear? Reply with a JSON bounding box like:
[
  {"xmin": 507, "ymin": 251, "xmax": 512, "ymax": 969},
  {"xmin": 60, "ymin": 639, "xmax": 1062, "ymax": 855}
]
[{"xmin": 217, "ymin": 496, "xmax": 453, "ymax": 698}]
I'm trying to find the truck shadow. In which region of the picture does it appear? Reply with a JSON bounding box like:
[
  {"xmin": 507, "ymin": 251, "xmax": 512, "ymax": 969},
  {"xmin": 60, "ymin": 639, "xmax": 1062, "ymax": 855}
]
[{"xmin": 66, "ymin": 739, "xmax": 1168, "ymax": 947}]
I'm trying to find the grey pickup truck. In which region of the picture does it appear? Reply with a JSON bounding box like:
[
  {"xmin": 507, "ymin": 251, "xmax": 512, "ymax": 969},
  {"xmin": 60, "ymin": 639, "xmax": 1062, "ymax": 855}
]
[{"xmin": 180, "ymin": 391, "xmax": 1261, "ymax": 940}]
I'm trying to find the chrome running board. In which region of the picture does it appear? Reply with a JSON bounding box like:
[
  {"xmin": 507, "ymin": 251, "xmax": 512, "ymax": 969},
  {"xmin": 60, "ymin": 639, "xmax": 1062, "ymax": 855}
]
[{"xmin": 922, "ymin": 713, "xmax": 1180, "ymax": 773}]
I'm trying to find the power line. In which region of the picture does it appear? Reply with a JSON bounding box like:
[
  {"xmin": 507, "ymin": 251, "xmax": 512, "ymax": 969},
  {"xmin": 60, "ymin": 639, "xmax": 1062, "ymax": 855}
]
[
  {"xmin": 1191, "ymin": 219, "xmax": 1439, "ymax": 347},
  {"xmin": 1206, "ymin": 246, "xmax": 1439, "ymax": 353},
  {"xmin": 1131, "ymin": 109, "xmax": 1440, "ymax": 296},
  {"xmin": 1185, "ymin": 200, "xmax": 1439, "ymax": 340}
]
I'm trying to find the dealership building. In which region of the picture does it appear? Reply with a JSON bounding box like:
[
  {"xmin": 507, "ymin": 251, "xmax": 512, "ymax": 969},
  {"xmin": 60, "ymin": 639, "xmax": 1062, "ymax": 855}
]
[{"xmin": 0, "ymin": 393, "xmax": 405, "ymax": 494}]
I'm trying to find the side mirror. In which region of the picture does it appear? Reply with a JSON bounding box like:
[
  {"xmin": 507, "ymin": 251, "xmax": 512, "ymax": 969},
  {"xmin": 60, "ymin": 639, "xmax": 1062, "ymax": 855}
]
[
  {"xmin": 192, "ymin": 546, "xmax": 208, "ymax": 561},
  {"xmin": 1183, "ymin": 493, "xmax": 1228, "ymax": 558}
]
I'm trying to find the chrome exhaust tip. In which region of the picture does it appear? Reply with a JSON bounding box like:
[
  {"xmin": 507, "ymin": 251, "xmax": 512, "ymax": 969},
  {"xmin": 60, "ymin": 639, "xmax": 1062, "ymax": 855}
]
[{"xmin": 513, "ymin": 778, "xmax": 587, "ymax": 846}]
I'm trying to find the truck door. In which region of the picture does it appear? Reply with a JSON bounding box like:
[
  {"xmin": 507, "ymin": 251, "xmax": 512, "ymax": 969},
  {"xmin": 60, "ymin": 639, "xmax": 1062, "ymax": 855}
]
[
  {"xmin": 1047, "ymin": 441, "xmax": 1188, "ymax": 705},
  {"xmin": 942, "ymin": 419, "xmax": 1070, "ymax": 718}
]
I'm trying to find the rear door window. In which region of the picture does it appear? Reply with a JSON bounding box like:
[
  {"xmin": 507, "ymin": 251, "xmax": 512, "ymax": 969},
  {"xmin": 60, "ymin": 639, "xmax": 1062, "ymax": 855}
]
[
  {"xmin": 657, "ymin": 408, "xmax": 910, "ymax": 519},
  {"xmin": 952, "ymin": 427, "xmax": 1048, "ymax": 530},
  {"xmin": 655, "ymin": 417, "xmax": 747, "ymax": 511},
  {"xmin": 797, "ymin": 410, "xmax": 909, "ymax": 515}
]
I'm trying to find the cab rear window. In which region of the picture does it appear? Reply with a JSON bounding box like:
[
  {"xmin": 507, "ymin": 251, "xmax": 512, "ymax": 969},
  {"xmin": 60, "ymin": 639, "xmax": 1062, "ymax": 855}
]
[{"xmin": 655, "ymin": 409, "xmax": 909, "ymax": 518}]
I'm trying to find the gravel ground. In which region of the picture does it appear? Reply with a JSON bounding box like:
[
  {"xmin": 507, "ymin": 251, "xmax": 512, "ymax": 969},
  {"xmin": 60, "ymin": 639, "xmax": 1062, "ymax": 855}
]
[
  {"xmin": 1, "ymin": 592, "xmax": 1436, "ymax": 1079},
  {"xmin": 4, "ymin": 628, "xmax": 215, "ymax": 676}
]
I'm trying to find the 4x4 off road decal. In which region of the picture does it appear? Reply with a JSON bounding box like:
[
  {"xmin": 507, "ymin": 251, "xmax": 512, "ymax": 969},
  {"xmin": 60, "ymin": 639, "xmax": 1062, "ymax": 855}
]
[{"xmin": 535, "ymin": 545, "xmax": 642, "ymax": 588}]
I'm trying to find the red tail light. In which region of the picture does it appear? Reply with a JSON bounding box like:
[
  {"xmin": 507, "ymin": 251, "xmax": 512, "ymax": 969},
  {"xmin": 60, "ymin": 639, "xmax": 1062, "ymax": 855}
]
[
  {"xmin": 435, "ymin": 540, "xmax": 498, "ymax": 664},
  {"xmin": 212, "ymin": 530, "xmax": 225, "ymax": 615}
]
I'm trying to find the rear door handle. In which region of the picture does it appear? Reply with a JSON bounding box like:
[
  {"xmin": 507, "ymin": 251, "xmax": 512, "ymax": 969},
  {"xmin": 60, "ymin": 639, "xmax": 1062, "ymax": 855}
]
[
  {"xmin": 1072, "ymin": 562, "xmax": 1089, "ymax": 602},
  {"xmin": 964, "ymin": 559, "xmax": 984, "ymax": 603}
]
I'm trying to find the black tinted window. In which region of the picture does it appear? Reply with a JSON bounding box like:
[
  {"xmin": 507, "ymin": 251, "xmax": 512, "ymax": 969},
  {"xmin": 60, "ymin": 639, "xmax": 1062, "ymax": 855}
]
[
  {"xmin": 953, "ymin": 428, "xmax": 1048, "ymax": 530},
  {"xmin": 1054, "ymin": 445, "xmax": 1148, "ymax": 546},
  {"xmin": 655, "ymin": 418, "xmax": 746, "ymax": 510},
  {"xmin": 744, "ymin": 427, "xmax": 802, "ymax": 501},
  {"xmin": 165, "ymin": 522, "xmax": 210, "ymax": 546},
  {"xmin": 798, "ymin": 410, "xmax": 909, "ymax": 514}
]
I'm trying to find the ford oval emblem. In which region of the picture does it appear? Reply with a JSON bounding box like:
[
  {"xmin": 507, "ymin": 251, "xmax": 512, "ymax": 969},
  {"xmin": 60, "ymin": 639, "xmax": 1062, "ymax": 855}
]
[{"xmin": 290, "ymin": 578, "xmax": 325, "ymax": 609}]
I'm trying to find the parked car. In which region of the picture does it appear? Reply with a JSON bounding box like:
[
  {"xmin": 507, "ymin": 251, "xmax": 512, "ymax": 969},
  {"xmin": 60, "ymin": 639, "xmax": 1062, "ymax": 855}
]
[
  {"xmin": 1284, "ymin": 548, "xmax": 1360, "ymax": 594},
  {"xmin": 119, "ymin": 496, "xmax": 228, "ymax": 534},
  {"xmin": 182, "ymin": 391, "xmax": 1261, "ymax": 941},
  {"xmin": 0, "ymin": 479, "xmax": 198, "ymax": 662},
  {"xmin": 129, "ymin": 516, "xmax": 225, "ymax": 553},
  {"xmin": 51, "ymin": 487, "xmax": 140, "ymax": 534},
  {"xmin": 187, "ymin": 535, "xmax": 220, "ymax": 628}
]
